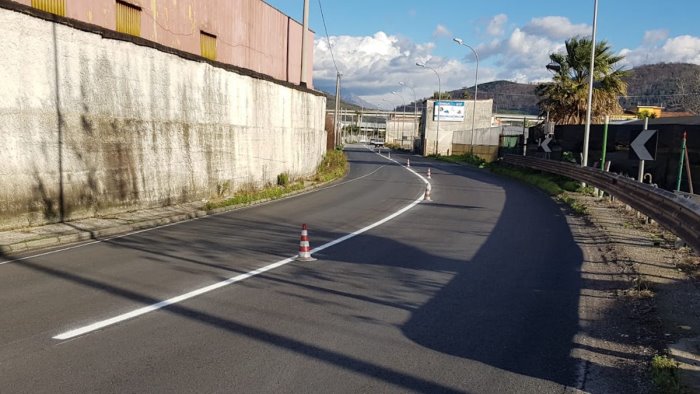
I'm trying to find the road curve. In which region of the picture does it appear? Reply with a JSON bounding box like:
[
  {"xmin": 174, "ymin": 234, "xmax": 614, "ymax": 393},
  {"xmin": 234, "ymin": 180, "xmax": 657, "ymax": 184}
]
[{"xmin": 0, "ymin": 146, "xmax": 586, "ymax": 393}]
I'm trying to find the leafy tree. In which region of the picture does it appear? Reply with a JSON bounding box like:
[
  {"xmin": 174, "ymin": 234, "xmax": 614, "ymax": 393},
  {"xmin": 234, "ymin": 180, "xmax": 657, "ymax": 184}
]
[
  {"xmin": 637, "ymin": 110, "xmax": 657, "ymax": 119},
  {"xmin": 537, "ymin": 37, "xmax": 628, "ymax": 124},
  {"xmin": 432, "ymin": 91, "xmax": 452, "ymax": 100}
]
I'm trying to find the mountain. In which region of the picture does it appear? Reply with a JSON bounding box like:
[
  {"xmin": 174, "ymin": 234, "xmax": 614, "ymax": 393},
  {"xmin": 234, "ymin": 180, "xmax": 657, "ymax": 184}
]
[
  {"xmin": 621, "ymin": 63, "xmax": 700, "ymax": 112},
  {"xmin": 320, "ymin": 63, "xmax": 700, "ymax": 115},
  {"xmin": 445, "ymin": 63, "xmax": 700, "ymax": 115},
  {"xmin": 321, "ymin": 91, "xmax": 380, "ymax": 111}
]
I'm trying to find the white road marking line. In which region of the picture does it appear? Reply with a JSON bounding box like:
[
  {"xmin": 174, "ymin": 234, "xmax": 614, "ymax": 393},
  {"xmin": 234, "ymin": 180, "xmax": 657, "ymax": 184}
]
[{"xmin": 53, "ymin": 155, "xmax": 428, "ymax": 340}]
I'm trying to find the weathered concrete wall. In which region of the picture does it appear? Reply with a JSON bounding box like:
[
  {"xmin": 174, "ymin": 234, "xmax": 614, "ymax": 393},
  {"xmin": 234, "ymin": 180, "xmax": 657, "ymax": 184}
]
[
  {"xmin": 423, "ymin": 99, "xmax": 493, "ymax": 155},
  {"xmin": 386, "ymin": 117, "xmax": 419, "ymax": 149},
  {"xmin": 452, "ymin": 126, "xmax": 501, "ymax": 160},
  {"xmin": 0, "ymin": 7, "xmax": 326, "ymax": 230}
]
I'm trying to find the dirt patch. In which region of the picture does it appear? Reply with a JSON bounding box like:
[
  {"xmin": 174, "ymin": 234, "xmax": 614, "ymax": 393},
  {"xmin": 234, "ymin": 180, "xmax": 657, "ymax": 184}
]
[{"xmin": 565, "ymin": 193, "xmax": 700, "ymax": 393}]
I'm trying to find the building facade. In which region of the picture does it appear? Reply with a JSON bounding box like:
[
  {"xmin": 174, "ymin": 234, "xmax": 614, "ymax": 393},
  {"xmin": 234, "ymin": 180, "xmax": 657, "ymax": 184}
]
[{"xmin": 12, "ymin": 0, "xmax": 313, "ymax": 86}]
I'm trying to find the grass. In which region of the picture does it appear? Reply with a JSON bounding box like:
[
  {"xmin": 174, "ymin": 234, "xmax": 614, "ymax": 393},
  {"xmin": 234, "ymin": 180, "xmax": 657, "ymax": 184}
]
[
  {"xmin": 205, "ymin": 150, "xmax": 348, "ymax": 210},
  {"xmin": 651, "ymin": 354, "xmax": 684, "ymax": 393},
  {"xmin": 488, "ymin": 162, "xmax": 590, "ymax": 215},
  {"xmin": 436, "ymin": 156, "xmax": 590, "ymax": 214},
  {"xmin": 626, "ymin": 276, "xmax": 655, "ymax": 299},
  {"xmin": 435, "ymin": 153, "xmax": 487, "ymax": 168}
]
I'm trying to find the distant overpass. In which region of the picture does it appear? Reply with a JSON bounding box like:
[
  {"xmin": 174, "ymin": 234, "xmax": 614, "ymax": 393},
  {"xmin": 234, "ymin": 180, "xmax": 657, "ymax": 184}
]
[{"xmin": 327, "ymin": 109, "xmax": 542, "ymax": 130}]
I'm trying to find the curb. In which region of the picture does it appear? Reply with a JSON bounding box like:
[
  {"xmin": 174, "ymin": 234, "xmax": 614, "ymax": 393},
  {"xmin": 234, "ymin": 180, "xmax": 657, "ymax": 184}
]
[{"xmin": 0, "ymin": 179, "xmax": 342, "ymax": 256}]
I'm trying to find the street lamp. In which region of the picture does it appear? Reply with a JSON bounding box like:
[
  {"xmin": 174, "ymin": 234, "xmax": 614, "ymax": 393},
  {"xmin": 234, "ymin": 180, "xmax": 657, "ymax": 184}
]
[
  {"xmin": 392, "ymin": 90, "xmax": 407, "ymax": 148},
  {"xmin": 582, "ymin": 0, "xmax": 599, "ymax": 169},
  {"xmin": 400, "ymin": 82, "xmax": 418, "ymax": 151},
  {"xmin": 416, "ymin": 62, "xmax": 441, "ymax": 155},
  {"xmin": 381, "ymin": 98, "xmax": 393, "ymax": 141},
  {"xmin": 453, "ymin": 38, "xmax": 479, "ymax": 155}
]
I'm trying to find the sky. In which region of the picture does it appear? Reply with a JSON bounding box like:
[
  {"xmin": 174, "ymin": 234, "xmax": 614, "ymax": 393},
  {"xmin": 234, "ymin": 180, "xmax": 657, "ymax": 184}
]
[{"xmin": 266, "ymin": 0, "xmax": 700, "ymax": 109}]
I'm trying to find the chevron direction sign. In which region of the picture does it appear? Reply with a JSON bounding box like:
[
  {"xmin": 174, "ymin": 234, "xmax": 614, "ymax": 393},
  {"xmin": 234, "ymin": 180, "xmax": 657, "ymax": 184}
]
[
  {"xmin": 629, "ymin": 129, "xmax": 658, "ymax": 161},
  {"xmin": 541, "ymin": 136, "xmax": 552, "ymax": 153}
]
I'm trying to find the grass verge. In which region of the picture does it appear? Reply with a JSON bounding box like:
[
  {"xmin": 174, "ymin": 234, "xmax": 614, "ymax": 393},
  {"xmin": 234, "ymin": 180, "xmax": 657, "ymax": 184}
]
[
  {"xmin": 205, "ymin": 150, "xmax": 348, "ymax": 210},
  {"xmin": 488, "ymin": 162, "xmax": 589, "ymax": 215},
  {"xmin": 433, "ymin": 155, "xmax": 590, "ymax": 213},
  {"xmin": 435, "ymin": 153, "xmax": 487, "ymax": 168}
]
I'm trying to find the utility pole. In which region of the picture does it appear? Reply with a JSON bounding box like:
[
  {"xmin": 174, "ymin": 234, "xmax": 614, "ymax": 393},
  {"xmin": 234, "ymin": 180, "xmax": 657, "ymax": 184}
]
[
  {"xmin": 333, "ymin": 72, "xmax": 341, "ymax": 147},
  {"xmin": 300, "ymin": 0, "xmax": 310, "ymax": 87},
  {"xmin": 582, "ymin": 0, "xmax": 598, "ymax": 168}
]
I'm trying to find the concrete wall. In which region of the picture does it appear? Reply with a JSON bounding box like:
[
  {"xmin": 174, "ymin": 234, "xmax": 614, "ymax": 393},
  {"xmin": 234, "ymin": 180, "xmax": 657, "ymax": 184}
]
[
  {"xmin": 452, "ymin": 127, "xmax": 502, "ymax": 161},
  {"xmin": 10, "ymin": 0, "xmax": 313, "ymax": 86},
  {"xmin": 386, "ymin": 116, "xmax": 419, "ymax": 149},
  {"xmin": 0, "ymin": 6, "xmax": 326, "ymax": 230},
  {"xmin": 423, "ymin": 99, "xmax": 493, "ymax": 155}
]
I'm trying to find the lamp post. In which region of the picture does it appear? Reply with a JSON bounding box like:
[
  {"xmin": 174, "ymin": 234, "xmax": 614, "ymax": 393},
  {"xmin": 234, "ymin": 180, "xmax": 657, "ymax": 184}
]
[
  {"xmin": 453, "ymin": 38, "xmax": 479, "ymax": 155},
  {"xmin": 392, "ymin": 91, "xmax": 406, "ymax": 148},
  {"xmin": 416, "ymin": 62, "xmax": 441, "ymax": 155},
  {"xmin": 400, "ymin": 82, "xmax": 417, "ymax": 151},
  {"xmin": 381, "ymin": 98, "xmax": 393, "ymax": 142},
  {"xmin": 582, "ymin": 0, "xmax": 599, "ymax": 169}
]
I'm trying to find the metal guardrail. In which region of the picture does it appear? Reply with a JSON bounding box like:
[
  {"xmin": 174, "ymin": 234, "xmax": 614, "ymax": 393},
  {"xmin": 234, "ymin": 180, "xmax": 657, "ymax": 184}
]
[{"xmin": 502, "ymin": 155, "xmax": 700, "ymax": 252}]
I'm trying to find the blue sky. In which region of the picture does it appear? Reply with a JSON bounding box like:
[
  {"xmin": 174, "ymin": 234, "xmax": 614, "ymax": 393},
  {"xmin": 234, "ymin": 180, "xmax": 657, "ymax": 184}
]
[{"xmin": 266, "ymin": 1, "xmax": 700, "ymax": 109}]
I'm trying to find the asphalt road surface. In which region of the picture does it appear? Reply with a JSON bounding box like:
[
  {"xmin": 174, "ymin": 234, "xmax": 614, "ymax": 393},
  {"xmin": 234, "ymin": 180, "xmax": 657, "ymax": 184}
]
[{"xmin": 0, "ymin": 146, "xmax": 587, "ymax": 393}]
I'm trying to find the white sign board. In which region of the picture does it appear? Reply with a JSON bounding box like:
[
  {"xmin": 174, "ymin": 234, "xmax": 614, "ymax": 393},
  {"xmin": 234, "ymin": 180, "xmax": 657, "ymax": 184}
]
[{"xmin": 433, "ymin": 101, "xmax": 465, "ymax": 122}]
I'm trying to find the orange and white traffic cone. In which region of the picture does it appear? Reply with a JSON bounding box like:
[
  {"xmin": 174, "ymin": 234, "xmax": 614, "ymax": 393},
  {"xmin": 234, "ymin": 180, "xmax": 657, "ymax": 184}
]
[
  {"xmin": 407, "ymin": 159, "xmax": 411, "ymax": 168},
  {"xmin": 296, "ymin": 224, "xmax": 316, "ymax": 261},
  {"xmin": 427, "ymin": 168, "xmax": 431, "ymax": 179},
  {"xmin": 423, "ymin": 183, "xmax": 432, "ymax": 201}
]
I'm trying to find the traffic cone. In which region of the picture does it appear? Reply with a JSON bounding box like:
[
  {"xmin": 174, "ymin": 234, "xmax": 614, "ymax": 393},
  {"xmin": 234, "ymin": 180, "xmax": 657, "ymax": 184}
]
[
  {"xmin": 427, "ymin": 168, "xmax": 431, "ymax": 179},
  {"xmin": 388, "ymin": 151, "xmax": 391, "ymax": 159},
  {"xmin": 296, "ymin": 224, "xmax": 316, "ymax": 261},
  {"xmin": 423, "ymin": 183, "xmax": 432, "ymax": 201},
  {"xmin": 407, "ymin": 159, "xmax": 411, "ymax": 168}
]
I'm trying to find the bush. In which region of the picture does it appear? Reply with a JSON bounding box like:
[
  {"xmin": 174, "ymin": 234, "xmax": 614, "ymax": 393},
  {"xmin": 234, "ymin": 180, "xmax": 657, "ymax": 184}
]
[
  {"xmin": 314, "ymin": 150, "xmax": 348, "ymax": 183},
  {"xmin": 651, "ymin": 354, "xmax": 683, "ymax": 393},
  {"xmin": 276, "ymin": 172, "xmax": 290, "ymax": 187}
]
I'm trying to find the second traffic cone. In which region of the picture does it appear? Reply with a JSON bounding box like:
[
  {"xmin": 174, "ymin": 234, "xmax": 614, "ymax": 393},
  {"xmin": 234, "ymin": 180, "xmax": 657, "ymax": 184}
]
[
  {"xmin": 296, "ymin": 224, "xmax": 316, "ymax": 261},
  {"xmin": 407, "ymin": 158, "xmax": 411, "ymax": 168},
  {"xmin": 427, "ymin": 168, "xmax": 431, "ymax": 179}
]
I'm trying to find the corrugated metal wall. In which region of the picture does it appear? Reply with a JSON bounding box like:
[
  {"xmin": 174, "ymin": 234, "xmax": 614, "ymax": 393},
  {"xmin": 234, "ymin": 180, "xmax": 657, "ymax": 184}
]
[
  {"xmin": 13, "ymin": 0, "xmax": 313, "ymax": 87},
  {"xmin": 30, "ymin": 0, "xmax": 64, "ymax": 15}
]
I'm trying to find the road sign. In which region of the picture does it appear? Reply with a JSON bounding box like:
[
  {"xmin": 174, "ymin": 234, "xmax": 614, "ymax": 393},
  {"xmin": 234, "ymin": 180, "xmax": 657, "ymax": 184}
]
[
  {"xmin": 541, "ymin": 136, "xmax": 552, "ymax": 153},
  {"xmin": 629, "ymin": 129, "xmax": 658, "ymax": 161}
]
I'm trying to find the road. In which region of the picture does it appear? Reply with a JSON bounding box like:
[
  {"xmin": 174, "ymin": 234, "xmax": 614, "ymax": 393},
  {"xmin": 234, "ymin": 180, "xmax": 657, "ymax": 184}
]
[{"xmin": 0, "ymin": 146, "xmax": 586, "ymax": 393}]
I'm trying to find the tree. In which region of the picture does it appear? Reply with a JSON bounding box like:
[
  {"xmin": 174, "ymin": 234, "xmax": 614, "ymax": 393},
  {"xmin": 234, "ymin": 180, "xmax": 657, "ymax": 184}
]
[
  {"xmin": 432, "ymin": 91, "xmax": 452, "ymax": 100},
  {"xmin": 637, "ymin": 110, "xmax": 657, "ymax": 119},
  {"xmin": 537, "ymin": 37, "xmax": 628, "ymax": 124},
  {"xmin": 676, "ymin": 75, "xmax": 700, "ymax": 114}
]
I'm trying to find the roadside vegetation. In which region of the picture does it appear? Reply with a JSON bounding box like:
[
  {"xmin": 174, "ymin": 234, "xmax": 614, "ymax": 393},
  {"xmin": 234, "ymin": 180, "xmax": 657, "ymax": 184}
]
[
  {"xmin": 205, "ymin": 150, "xmax": 348, "ymax": 210},
  {"xmin": 651, "ymin": 354, "xmax": 684, "ymax": 394},
  {"xmin": 436, "ymin": 154, "xmax": 591, "ymax": 214}
]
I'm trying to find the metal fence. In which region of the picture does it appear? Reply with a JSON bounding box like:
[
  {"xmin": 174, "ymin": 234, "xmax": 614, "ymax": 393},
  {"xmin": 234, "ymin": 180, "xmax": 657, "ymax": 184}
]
[{"xmin": 502, "ymin": 155, "xmax": 700, "ymax": 252}]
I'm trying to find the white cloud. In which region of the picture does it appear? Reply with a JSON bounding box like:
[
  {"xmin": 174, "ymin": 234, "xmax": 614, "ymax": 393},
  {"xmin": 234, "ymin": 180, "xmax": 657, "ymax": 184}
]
[
  {"xmin": 642, "ymin": 29, "xmax": 669, "ymax": 46},
  {"xmin": 487, "ymin": 14, "xmax": 508, "ymax": 37},
  {"xmin": 311, "ymin": 15, "xmax": 700, "ymax": 107},
  {"xmin": 433, "ymin": 24, "xmax": 452, "ymax": 39},
  {"xmin": 620, "ymin": 35, "xmax": 700, "ymax": 67},
  {"xmin": 313, "ymin": 32, "xmax": 479, "ymax": 108},
  {"xmin": 521, "ymin": 16, "xmax": 590, "ymax": 40}
]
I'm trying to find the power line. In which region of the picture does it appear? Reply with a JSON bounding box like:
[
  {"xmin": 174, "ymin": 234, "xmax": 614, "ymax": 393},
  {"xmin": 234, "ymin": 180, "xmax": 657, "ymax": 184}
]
[{"xmin": 317, "ymin": 0, "xmax": 339, "ymax": 74}]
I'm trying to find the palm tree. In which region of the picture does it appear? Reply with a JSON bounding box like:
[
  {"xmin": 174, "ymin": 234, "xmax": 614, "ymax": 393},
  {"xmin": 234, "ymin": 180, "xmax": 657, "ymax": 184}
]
[{"xmin": 537, "ymin": 37, "xmax": 628, "ymax": 124}]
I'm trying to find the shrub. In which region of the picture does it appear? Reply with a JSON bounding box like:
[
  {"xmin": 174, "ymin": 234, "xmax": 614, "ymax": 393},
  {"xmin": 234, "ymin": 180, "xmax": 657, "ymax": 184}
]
[
  {"xmin": 277, "ymin": 172, "xmax": 290, "ymax": 187},
  {"xmin": 651, "ymin": 354, "xmax": 683, "ymax": 393}
]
